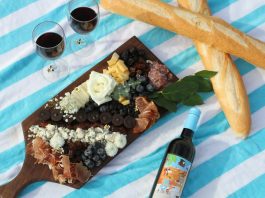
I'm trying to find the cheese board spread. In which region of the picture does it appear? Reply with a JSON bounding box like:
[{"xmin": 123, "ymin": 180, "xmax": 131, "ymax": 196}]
[{"xmin": 0, "ymin": 36, "xmax": 215, "ymax": 197}]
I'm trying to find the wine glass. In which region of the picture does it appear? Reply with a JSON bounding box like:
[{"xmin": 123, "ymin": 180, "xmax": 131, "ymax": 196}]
[
  {"xmin": 68, "ymin": 0, "xmax": 99, "ymax": 56},
  {"xmin": 32, "ymin": 21, "xmax": 68, "ymax": 82}
]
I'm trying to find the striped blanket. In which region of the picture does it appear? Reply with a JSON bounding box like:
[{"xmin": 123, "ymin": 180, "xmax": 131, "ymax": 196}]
[{"xmin": 1, "ymin": 0, "xmax": 265, "ymax": 197}]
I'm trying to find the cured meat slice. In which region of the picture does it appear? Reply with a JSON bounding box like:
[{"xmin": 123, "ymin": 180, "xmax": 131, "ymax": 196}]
[
  {"xmin": 133, "ymin": 118, "xmax": 149, "ymax": 133},
  {"xmin": 133, "ymin": 97, "xmax": 160, "ymax": 133},
  {"xmin": 28, "ymin": 137, "xmax": 91, "ymax": 184},
  {"xmin": 135, "ymin": 97, "xmax": 149, "ymax": 112}
]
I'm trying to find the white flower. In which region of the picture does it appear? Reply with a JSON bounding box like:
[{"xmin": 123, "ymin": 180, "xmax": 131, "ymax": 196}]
[
  {"xmin": 105, "ymin": 142, "xmax": 118, "ymax": 157},
  {"xmin": 87, "ymin": 71, "xmax": 117, "ymax": 105},
  {"xmin": 114, "ymin": 133, "xmax": 127, "ymax": 149},
  {"xmin": 50, "ymin": 133, "xmax": 65, "ymax": 149}
]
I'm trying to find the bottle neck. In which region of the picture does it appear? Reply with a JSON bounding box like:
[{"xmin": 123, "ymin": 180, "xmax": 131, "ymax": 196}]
[{"xmin": 181, "ymin": 128, "xmax": 194, "ymax": 139}]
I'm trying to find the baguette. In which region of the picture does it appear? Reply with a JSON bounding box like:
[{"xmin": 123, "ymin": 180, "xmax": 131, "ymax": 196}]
[
  {"xmin": 176, "ymin": 0, "xmax": 250, "ymax": 137},
  {"xmin": 101, "ymin": 0, "xmax": 265, "ymax": 69}
]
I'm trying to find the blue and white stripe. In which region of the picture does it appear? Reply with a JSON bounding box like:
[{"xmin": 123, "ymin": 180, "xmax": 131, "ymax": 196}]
[{"xmin": 1, "ymin": 0, "xmax": 265, "ymax": 197}]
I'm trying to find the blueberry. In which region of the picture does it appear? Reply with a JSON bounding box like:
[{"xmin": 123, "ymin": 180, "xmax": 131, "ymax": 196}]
[
  {"xmin": 85, "ymin": 103, "xmax": 94, "ymax": 112},
  {"xmin": 108, "ymin": 104, "xmax": 113, "ymax": 111},
  {"xmin": 146, "ymin": 83, "xmax": 155, "ymax": 92},
  {"xmin": 84, "ymin": 148, "xmax": 93, "ymax": 157},
  {"xmin": 92, "ymin": 154, "xmax": 100, "ymax": 162},
  {"xmin": 81, "ymin": 154, "xmax": 87, "ymax": 161},
  {"xmin": 136, "ymin": 74, "xmax": 141, "ymax": 80},
  {"xmin": 99, "ymin": 104, "xmax": 109, "ymax": 112},
  {"xmin": 136, "ymin": 84, "xmax": 144, "ymax": 93},
  {"xmin": 100, "ymin": 153, "xmax": 107, "ymax": 160},
  {"xmin": 138, "ymin": 75, "xmax": 148, "ymax": 84},
  {"xmin": 96, "ymin": 148, "xmax": 105, "ymax": 155},
  {"xmin": 84, "ymin": 159, "xmax": 95, "ymax": 169},
  {"xmin": 95, "ymin": 160, "xmax": 102, "ymax": 167},
  {"xmin": 94, "ymin": 142, "xmax": 104, "ymax": 149}
]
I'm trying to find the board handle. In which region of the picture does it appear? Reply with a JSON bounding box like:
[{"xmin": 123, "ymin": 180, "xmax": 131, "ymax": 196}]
[{"xmin": 0, "ymin": 156, "xmax": 43, "ymax": 198}]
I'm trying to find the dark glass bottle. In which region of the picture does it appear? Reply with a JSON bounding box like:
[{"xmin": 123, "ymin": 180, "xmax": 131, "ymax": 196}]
[{"xmin": 149, "ymin": 108, "xmax": 201, "ymax": 198}]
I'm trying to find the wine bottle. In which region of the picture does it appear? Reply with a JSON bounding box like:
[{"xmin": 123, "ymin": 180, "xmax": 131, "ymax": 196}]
[{"xmin": 149, "ymin": 107, "xmax": 201, "ymax": 198}]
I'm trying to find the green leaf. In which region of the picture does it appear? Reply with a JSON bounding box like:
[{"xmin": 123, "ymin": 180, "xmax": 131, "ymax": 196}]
[
  {"xmin": 183, "ymin": 75, "xmax": 213, "ymax": 92},
  {"xmin": 112, "ymin": 84, "xmax": 130, "ymax": 100},
  {"xmin": 149, "ymin": 92, "xmax": 162, "ymax": 99},
  {"xmin": 197, "ymin": 79, "xmax": 213, "ymax": 92},
  {"xmin": 152, "ymin": 97, "xmax": 177, "ymax": 112},
  {"xmin": 183, "ymin": 93, "xmax": 204, "ymax": 106},
  {"xmin": 163, "ymin": 81, "xmax": 199, "ymax": 96},
  {"xmin": 163, "ymin": 92, "xmax": 189, "ymax": 102},
  {"xmin": 195, "ymin": 70, "xmax": 217, "ymax": 79}
]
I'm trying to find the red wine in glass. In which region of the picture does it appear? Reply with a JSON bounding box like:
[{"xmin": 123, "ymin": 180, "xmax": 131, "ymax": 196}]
[
  {"xmin": 36, "ymin": 32, "xmax": 65, "ymax": 59},
  {"xmin": 70, "ymin": 7, "xmax": 98, "ymax": 34},
  {"xmin": 32, "ymin": 21, "xmax": 68, "ymax": 82},
  {"xmin": 68, "ymin": 0, "xmax": 99, "ymax": 56}
]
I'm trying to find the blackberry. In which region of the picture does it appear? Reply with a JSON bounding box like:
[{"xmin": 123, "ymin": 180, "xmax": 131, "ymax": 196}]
[
  {"xmin": 121, "ymin": 50, "xmax": 129, "ymax": 62},
  {"xmin": 129, "ymin": 47, "xmax": 137, "ymax": 55},
  {"xmin": 127, "ymin": 58, "xmax": 135, "ymax": 66}
]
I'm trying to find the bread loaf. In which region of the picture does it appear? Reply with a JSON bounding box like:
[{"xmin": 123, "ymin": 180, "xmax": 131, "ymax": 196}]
[
  {"xmin": 176, "ymin": 0, "xmax": 251, "ymax": 137},
  {"xmin": 101, "ymin": 0, "xmax": 265, "ymax": 69}
]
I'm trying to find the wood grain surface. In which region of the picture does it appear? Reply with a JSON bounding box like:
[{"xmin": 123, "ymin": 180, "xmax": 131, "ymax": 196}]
[{"xmin": 0, "ymin": 36, "xmax": 176, "ymax": 198}]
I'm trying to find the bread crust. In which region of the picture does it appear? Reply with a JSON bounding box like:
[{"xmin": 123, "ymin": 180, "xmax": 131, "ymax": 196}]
[
  {"xmin": 176, "ymin": 0, "xmax": 251, "ymax": 137},
  {"xmin": 101, "ymin": 0, "xmax": 265, "ymax": 69}
]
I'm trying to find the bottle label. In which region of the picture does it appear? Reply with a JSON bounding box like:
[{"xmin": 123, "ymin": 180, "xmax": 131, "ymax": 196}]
[{"xmin": 153, "ymin": 154, "xmax": 191, "ymax": 198}]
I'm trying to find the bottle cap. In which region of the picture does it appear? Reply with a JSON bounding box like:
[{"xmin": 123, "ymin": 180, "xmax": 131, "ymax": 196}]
[{"xmin": 184, "ymin": 107, "xmax": 201, "ymax": 132}]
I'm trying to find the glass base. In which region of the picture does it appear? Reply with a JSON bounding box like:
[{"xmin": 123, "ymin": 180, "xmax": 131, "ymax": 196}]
[
  {"xmin": 42, "ymin": 59, "xmax": 69, "ymax": 82},
  {"xmin": 70, "ymin": 35, "xmax": 95, "ymax": 57}
]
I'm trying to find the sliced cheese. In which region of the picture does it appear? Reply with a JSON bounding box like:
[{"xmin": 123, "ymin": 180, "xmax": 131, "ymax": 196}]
[{"xmin": 107, "ymin": 52, "xmax": 119, "ymax": 66}]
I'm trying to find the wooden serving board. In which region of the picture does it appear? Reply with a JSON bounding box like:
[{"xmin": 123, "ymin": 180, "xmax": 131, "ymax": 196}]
[{"xmin": 0, "ymin": 36, "xmax": 176, "ymax": 198}]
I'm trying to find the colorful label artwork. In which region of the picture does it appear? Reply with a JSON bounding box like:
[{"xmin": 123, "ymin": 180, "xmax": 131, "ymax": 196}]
[{"xmin": 153, "ymin": 154, "xmax": 191, "ymax": 198}]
